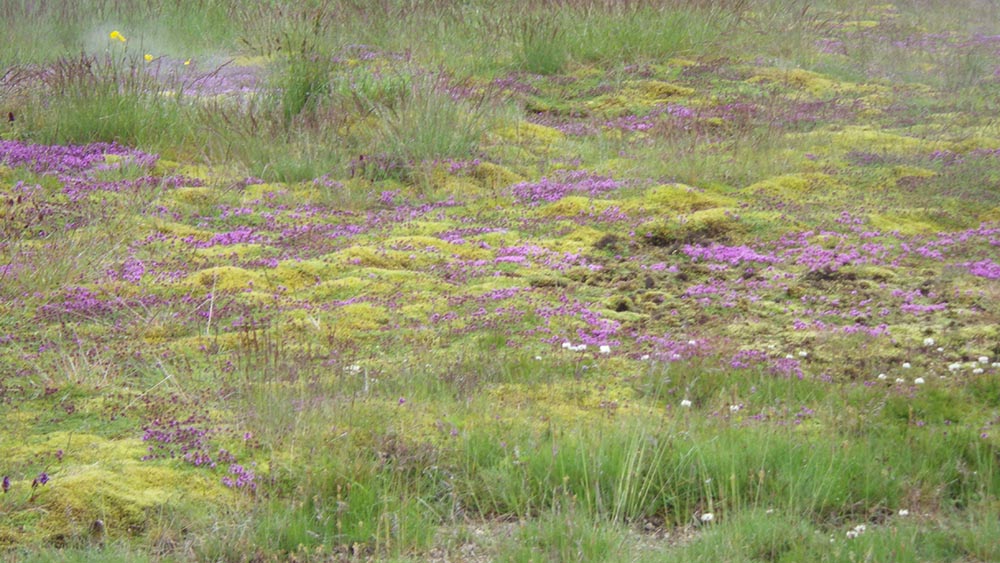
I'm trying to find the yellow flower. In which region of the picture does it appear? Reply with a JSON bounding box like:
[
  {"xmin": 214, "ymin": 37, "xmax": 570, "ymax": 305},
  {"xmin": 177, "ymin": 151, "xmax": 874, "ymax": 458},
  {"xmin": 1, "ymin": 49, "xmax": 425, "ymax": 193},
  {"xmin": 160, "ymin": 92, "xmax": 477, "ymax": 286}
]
[
  {"xmin": 109, "ymin": 31, "xmax": 126, "ymax": 43},
  {"xmin": 183, "ymin": 59, "xmax": 191, "ymax": 66},
  {"xmin": 144, "ymin": 54, "xmax": 153, "ymax": 62}
]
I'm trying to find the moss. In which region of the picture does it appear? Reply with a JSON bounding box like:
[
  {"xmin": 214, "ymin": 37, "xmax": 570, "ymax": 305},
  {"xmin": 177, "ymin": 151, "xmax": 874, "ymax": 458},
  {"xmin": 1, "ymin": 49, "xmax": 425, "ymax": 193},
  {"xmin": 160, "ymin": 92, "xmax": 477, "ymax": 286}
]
[
  {"xmin": 152, "ymin": 159, "xmax": 180, "ymax": 176},
  {"xmin": 792, "ymin": 126, "xmax": 950, "ymax": 156},
  {"xmin": 149, "ymin": 219, "xmax": 214, "ymax": 240},
  {"xmin": 742, "ymin": 173, "xmax": 845, "ymax": 199},
  {"xmin": 194, "ymin": 243, "xmax": 267, "ymax": 260},
  {"xmin": 325, "ymin": 302, "xmax": 391, "ymax": 336},
  {"xmin": 979, "ymin": 207, "xmax": 1000, "ymax": 223},
  {"xmin": 182, "ymin": 266, "xmax": 267, "ymax": 292},
  {"xmin": 495, "ymin": 122, "xmax": 565, "ymax": 147},
  {"xmin": 487, "ymin": 379, "xmax": 642, "ymax": 423},
  {"xmin": 0, "ymin": 434, "xmax": 226, "ymax": 547},
  {"xmin": 559, "ymin": 227, "xmax": 606, "ymax": 252},
  {"xmin": 308, "ymin": 276, "xmax": 379, "ymax": 301},
  {"xmin": 869, "ymin": 210, "xmax": 946, "ymax": 235},
  {"xmin": 170, "ymin": 187, "xmax": 216, "ymax": 206},
  {"xmin": 471, "ymin": 162, "xmax": 525, "ymax": 190},
  {"xmin": 270, "ymin": 259, "xmax": 336, "ymax": 291},
  {"xmin": 839, "ymin": 265, "xmax": 898, "ymax": 282},
  {"xmin": 538, "ymin": 196, "xmax": 619, "ymax": 218},
  {"xmin": 745, "ymin": 67, "xmax": 879, "ymax": 98},
  {"xmin": 599, "ymin": 309, "xmax": 647, "ymax": 322},
  {"xmin": 891, "ymin": 165, "xmax": 937, "ymax": 179},
  {"xmin": 586, "ymin": 80, "xmax": 694, "ymax": 116},
  {"xmin": 385, "ymin": 235, "xmax": 490, "ymax": 260},
  {"xmin": 626, "ymin": 183, "xmax": 735, "ymax": 214},
  {"xmin": 638, "ymin": 207, "xmax": 743, "ymax": 246}
]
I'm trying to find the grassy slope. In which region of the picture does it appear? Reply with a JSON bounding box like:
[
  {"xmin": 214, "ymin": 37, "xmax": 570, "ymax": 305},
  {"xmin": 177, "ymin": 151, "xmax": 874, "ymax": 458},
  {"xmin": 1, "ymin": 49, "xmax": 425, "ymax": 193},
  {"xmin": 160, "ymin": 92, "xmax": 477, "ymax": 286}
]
[{"xmin": 2, "ymin": 1, "xmax": 1000, "ymax": 561}]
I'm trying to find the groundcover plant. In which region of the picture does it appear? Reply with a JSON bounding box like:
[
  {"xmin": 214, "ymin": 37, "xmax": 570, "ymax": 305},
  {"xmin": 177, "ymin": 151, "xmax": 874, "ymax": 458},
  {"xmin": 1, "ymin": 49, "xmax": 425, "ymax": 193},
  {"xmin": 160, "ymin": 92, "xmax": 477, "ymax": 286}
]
[{"xmin": 2, "ymin": 1, "xmax": 1000, "ymax": 561}]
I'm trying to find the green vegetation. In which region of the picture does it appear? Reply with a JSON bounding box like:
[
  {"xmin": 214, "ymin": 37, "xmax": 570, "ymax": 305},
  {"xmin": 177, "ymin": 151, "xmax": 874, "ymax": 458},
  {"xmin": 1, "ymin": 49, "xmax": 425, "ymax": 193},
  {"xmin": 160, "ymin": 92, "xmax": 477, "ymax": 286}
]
[{"xmin": 3, "ymin": 0, "xmax": 1000, "ymax": 561}]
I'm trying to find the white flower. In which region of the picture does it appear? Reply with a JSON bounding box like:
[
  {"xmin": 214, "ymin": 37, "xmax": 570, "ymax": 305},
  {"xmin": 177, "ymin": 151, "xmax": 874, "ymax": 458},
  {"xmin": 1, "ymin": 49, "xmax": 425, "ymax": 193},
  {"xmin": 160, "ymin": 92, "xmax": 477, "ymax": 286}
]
[
  {"xmin": 936, "ymin": 347, "xmax": 944, "ymax": 352},
  {"xmin": 973, "ymin": 368, "xmax": 984, "ymax": 375},
  {"xmin": 914, "ymin": 377, "xmax": 925, "ymax": 385},
  {"xmin": 948, "ymin": 363, "xmax": 962, "ymax": 372},
  {"xmin": 979, "ymin": 356, "xmax": 990, "ymax": 364},
  {"xmin": 898, "ymin": 509, "xmax": 909, "ymax": 517},
  {"xmin": 902, "ymin": 362, "xmax": 912, "ymax": 369},
  {"xmin": 798, "ymin": 350, "xmax": 808, "ymax": 358},
  {"xmin": 641, "ymin": 354, "xmax": 650, "ymax": 360},
  {"xmin": 700, "ymin": 512, "xmax": 714, "ymax": 523},
  {"xmin": 993, "ymin": 362, "xmax": 1000, "ymax": 368},
  {"xmin": 895, "ymin": 378, "xmax": 905, "ymax": 384},
  {"xmin": 785, "ymin": 354, "xmax": 794, "ymax": 360},
  {"xmin": 923, "ymin": 337, "xmax": 935, "ymax": 347},
  {"xmin": 877, "ymin": 373, "xmax": 888, "ymax": 380},
  {"xmin": 577, "ymin": 344, "xmax": 587, "ymax": 351},
  {"xmin": 599, "ymin": 345, "xmax": 611, "ymax": 354},
  {"xmin": 846, "ymin": 530, "xmax": 859, "ymax": 539},
  {"xmin": 535, "ymin": 356, "xmax": 542, "ymax": 361},
  {"xmin": 562, "ymin": 341, "xmax": 572, "ymax": 349},
  {"xmin": 729, "ymin": 404, "xmax": 742, "ymax": 412},
  {"xmin": 680, "ymin": 399, "xmax": 692, "ymax": 408}
]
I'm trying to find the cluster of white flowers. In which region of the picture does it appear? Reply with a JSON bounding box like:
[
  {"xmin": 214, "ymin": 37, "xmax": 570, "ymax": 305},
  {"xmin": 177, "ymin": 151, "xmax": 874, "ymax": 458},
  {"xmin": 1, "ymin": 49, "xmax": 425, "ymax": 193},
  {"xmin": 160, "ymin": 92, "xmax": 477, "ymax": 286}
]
[
  {"xmin": 680, "ymin": 399, "xmax": 692, "ymax": 408},
  {"xmin": 845, "ymin": 523, "xmax": 866, "ymax": 539},
  {"xmin": 562, "ymin": 341, "xmax": 587, "ymax": 352},
  {"xmin": 599, "ymin": 345, "xmax": 611, "ymax": 354},
  {"xmin": 923, "ymin": 337, "xmax": 935, "ymax": 347},
  {"xmin": 898, "ymin": 509, "xmax": 909, "ymax": 517},
  {"xmin": 914, "ymin": 377, "xmax": 925, "ymax": 385},
  {"xmin": 699, "ymin": 512, "xmax": 714, "ymax": 523}
]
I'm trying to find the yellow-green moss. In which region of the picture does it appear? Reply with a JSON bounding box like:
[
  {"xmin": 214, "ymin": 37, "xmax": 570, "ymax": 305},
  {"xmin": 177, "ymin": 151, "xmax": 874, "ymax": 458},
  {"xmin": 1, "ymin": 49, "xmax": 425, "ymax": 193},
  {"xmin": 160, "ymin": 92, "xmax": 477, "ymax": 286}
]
[
  {"xmin": 270, "ymin": 259, "xmax": 336, "ymax": 291},
  {"xmin": 890, "ymin": 165, "xmax": 936, "ymax": 179},
  {"xmin": 555, "ymin": 226, "xmax": 608, "ymax": 250},
  {"xmin": 586, "ymin": 80, "xmax": 694, "ymax": 115},
  {"xmin": 538, "ymin": 196, "xmax": 619, "ymax": 218},
  {"xmin": 0, "ymin": 433, "xmax": 228, "ymax": 546},
  {"xmin": 150, "ymin": 219, "xmax": 215, "ymax": 240},
  {"xmin": 742, "ymin": 173, "xmax": 846, "ymax": 199},
  {"xmin": 495, "ymin": 122, "xmax": 565, "ymax": 147},
  {"xmin": 745, "ymin": 67, "xmax": 879, "ymax": 98},
  {"xmin": 627, "ymin": 183, "xmax": 735, "ymax": 214},
  {"xmin": 194, "ymin": 243, "xmax": 267, "ymax": 260},
  {"xmin": 869, "ymin": 210, "xmax": 946, "ymax": 235},
  {"xmin": 471, "ymin": 162, "xmax": 525, "ymax": 190},
  {"xmin": 152, "ymin": 159, "xmax": 180, "ymax": 176},
  {"xmin": 638, "ymin": 207, "xmax": 743, "ymax": 245},
  {"xmin": 329, "ymin": 302, "xmax": 391, "ymax": 334},
  {"xmin": 171, "ymin": 187, "xmax": 216, "ymax": 206},
  {"xmin": 791, "ymin": 125, "xmax": 950, "ymax": 156},
  {"xmin": 979, "ymin": 207, "xmax": 1000, "ymax": 223},
  {"xmin": 487, "ymin": 379, "xmax": 641, "ymax": 423},
  {"xmin": 182, "ymin": 266, "xmax": 267, "ymax": 292},
  {"xmin": 308, "ymin": 276, "xmax": 379, "ymax": 301}
]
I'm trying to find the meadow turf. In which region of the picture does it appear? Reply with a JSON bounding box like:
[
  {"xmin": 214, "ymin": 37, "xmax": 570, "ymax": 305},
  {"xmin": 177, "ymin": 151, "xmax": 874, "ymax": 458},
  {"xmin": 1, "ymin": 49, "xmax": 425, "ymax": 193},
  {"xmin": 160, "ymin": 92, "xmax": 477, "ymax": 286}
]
[{"xmin": 2, "ymin": 1, "xmax": 1000, "ymax": 561}]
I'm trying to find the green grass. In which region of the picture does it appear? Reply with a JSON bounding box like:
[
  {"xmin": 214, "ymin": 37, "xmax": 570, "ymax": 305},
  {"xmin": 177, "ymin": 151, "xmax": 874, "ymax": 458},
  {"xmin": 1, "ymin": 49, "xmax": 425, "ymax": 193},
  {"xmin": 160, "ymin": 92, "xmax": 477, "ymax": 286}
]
[{"xmin": 4, "ymin": 0, "xmax": 1000, "ymax": 561}]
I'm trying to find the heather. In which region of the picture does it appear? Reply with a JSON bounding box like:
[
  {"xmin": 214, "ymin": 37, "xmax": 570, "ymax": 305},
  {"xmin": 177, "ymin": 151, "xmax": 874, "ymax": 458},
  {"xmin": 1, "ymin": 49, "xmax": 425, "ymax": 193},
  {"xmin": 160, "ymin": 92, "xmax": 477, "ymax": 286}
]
[{"xmin": 2, "ymin": 1, "xmax": 1000, "ymax": 562}]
